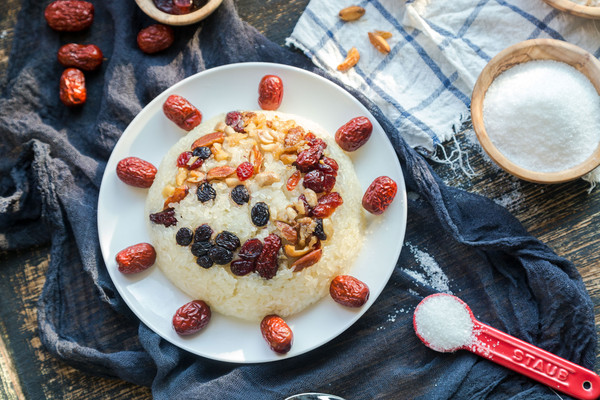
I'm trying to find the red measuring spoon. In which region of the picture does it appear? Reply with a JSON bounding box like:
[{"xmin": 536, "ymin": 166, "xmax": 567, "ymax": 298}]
[{"xmin": 413, "ymin": 293, "xmax": 600, "ymax": 400}]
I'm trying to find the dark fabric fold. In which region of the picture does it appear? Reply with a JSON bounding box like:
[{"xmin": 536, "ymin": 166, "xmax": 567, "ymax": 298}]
[{"xmin": 0, "ymin": 0, "xmax": 594, "ymax": 399}]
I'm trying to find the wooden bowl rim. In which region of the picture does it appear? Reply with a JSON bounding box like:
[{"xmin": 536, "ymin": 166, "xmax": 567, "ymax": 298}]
[
  {"xmin": 471, "ymin": 38, "xmax": 600, "ymax": 184},
  {"xmin": 134, "ymin": 0, "xmax": 223, "ymax": 26},
  {"xmin": 543, "ymin": 0, "xmax": 600, "ymax": 19}
]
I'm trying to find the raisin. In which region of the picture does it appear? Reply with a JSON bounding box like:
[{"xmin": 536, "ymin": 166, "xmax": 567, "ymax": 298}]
[
  {"xmin": 176, "ymin": 227, "xmax": 194, "ymax": 246},
  {"xmin": 209, "ymin": 246, "xmax": 234, "ymax": 265},
  {"xmin": 251, "ymin": 202, "xmax": 270, "ymax": 227},
  {"xmin": 192, "ymin": 146, "xmax": 212, "ymax": 159},
  {"xmin": 150, "ymin": 208, "xmax": 177, "ymax": 227},
  {"xmin": 313, "ymin": 219, "xmax": 327, "ymax": 241},
  {"xmin": 172, "ymin": 300, "xmax": 211, "ymax": 336},
  {"xmin": 177, "ymin": 151, "xmax": 192, "ymax": 168},
  {"xmin": 294, "ymin": 146, "xmax": 323, "ymax": 173},
  {"xmin": 230, "ymin": 259, "xmax": 256, "ymax": 276},
  {"xmin": 311, "ymin": 192, "xmax": 343, "ymax": 218},
  {"xmin": 231, "ymin": 185, "xmax": 250, "ymax": 205},
  {"xmin": 255, "ymin": 234, "xmax": 281, "ymax": 279},
  {"xmin": 197, "ymin": 182, "xmax": 216, "ymax": 202},
  {"xmin": 194, "ymin": 224, "xmax": 213, "ymax": 242},
  {"xmin": 238, "ymin": 238, "xmax": 263, "ymax": 261},
  {"xmin": 215, "ymin": 231, "xmax": 241, "ymax": 251},
  {"xmin": 236, "ymin": 161, "xmax": 254, "ymax": 181},
  {"xmin": 191, "ymin": 241, "xmax": 212, "ymax": 257},
  {"xmin": 225, "ymin": 111, "xmax": 245, "ymax": 132},
  {"xmin": 196, "ymin": 255, "xmax": 214, "ymax": 269}
]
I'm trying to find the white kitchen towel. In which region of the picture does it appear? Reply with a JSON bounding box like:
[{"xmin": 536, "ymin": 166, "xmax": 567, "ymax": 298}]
[{"xmin": 287, "ymin": 0, "xmax": 600, "ymax": 153}]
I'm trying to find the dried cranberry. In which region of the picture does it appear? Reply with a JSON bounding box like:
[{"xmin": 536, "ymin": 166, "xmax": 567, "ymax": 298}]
[
  {"xmin": 176, "ymin": 227, "xmax": 194, "ymax": 246},
  {"xmin": 192, "ymin": 146, "xmax": 212, "ymax": 160},
  {"xmin": 255, "ymin": 234, "xmax": 281, "ymax": 279},
  {"xmin": 314, "ymin": 219, "xmax": 327, "ymax": 241},
  {"xmin": 231, "ymin": 185, "xmax": 250, "ymax": 205},
  {"xmin": 215, "ymin": 231, "xmax": 241, "ymax": 251},
  {"xmin": 303, "ymin": 170, "xmax": 327, "ymax": 193},
  {"xmin": 172, "ymin": 300, "xmax": 211, "ymax": 336},
  {"xmin": 189, "ymin": 157, "xmax": 204, "ymax": 170},
  {"xmin": 238, "ymin": 238, "xmax": 263, "ymax": 261},
  {"xmin": 236, "ymin": 161, "xmax": 254, "ymax": 181},
  {"xmin": 311, "ymin": 192, "xmax": 343, "ymax": 218},
  {"xmin": 197, "ymin": 182, "xmax": 216, "ymax": 202},
  {"xmin": 150, "ymin": 208, "xmax": 177, "ymax": 227},
  {"xmin": 177, "ymin": 151, "xmax": 192, "ymax": 168},
  {"xmin": 194, "ymin": 224, "xmax": 213, "ymax": 242},
  {"xmin": 230, "ymin": 259, "xmax": 255, "ymax": 276},
  {"xmin": 305, "ymin": 132, "xmax": 327, "ymax": 150},
  {"xmin": 251, "ymin": 202, "xmax": 270, "ymax": 227},
  {"xmin": 295, "ymin": 147, "xmax": 323, "ymax": 173},
  {"xmin": 209, "ymin": 246, "xmax": 233, "ymax": 265},
  {"xmin": 191, "ymin": 241, "xmax": 212, "ymax": 257},
  {"xmin": 225, "ymin": 111, "xmax": 245, "ymax": 133},
  {"xmin": 298, "ymin": 194, "xmax": 312, "ymax": 215},
  {"xmin": 196, "ymin": 255, "xmax": 214, "ymax": 269},
  {"xmin": 318, "ymin": 157, "xmax": 339, "ymax": 175}
]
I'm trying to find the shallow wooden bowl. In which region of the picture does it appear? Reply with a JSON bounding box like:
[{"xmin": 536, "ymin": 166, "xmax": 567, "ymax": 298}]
[
  {"xmin": 135, "ymin": 0, "xmax": 223, "ymax": 26},
  {"xmin": 471, "ymin": 39, "xmax": 600, "ymax": 184},
  {"xmin": 543, "ymin": 0, "xmax": 600, "ymax": 19}
]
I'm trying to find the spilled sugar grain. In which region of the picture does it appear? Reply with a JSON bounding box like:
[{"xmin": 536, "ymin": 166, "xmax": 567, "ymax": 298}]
[{"xmin": 402, "ymin": 243, "xmax": 452, "ymax": 293}]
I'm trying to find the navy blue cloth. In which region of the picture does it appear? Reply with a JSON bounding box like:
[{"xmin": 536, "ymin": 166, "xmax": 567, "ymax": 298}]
[{"xmin": 0, "ymin": 0, "xmax": 595, "ymax": 399}]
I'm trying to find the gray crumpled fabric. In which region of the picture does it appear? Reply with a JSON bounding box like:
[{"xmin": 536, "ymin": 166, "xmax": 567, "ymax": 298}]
[{"xmin": 0, "ymin": 0, "xmax": 595, "ymax": 399}]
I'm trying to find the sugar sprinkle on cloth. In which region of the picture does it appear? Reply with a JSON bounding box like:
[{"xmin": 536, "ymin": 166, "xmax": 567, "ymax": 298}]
[{"xmin": 287, "ymin": 0, "xmax": 600, "ymax": 152}]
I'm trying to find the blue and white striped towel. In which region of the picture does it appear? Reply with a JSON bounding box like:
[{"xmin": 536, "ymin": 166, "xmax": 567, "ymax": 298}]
[{"xmin": 287, "ymin": 0, "xmax": 600, "ymax": 152}]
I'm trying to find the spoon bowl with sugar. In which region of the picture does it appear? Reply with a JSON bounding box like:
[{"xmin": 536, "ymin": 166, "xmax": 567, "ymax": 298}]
[{"xmin": 413, "ymin": 293, "xmax": 600, "ymax": 400}]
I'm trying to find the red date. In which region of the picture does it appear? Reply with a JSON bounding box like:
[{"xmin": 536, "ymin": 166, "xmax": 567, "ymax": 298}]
[
  {"xmin": 116, "ymin": 157, "xmax": 157, "ymax": 188},
  {"xmin": 163, "ymin": 94, "xmax": 203, "ymax": 131},
  {"xmin": 172, "ymin": 300, "xmax": 211, "ymax": 335},
  {"xmin": 258, "ymin": 75, "xmax": 283, "ymax": 111},
  {"xmin": 330, "ymin": 275, "xmax": 370, "ymax": 307},
  {"xmin": 260, "ymin": 315, "xmax": 293, "ymax": 354},
  {"xmin": 335, "ymin": 116, "xmax": 373, "ymax": 152},
  {"xmin": 362, "ymin": 176, "xmax": 397, "ymax": 215},
  {"xmin": 45, "ymin": 0, "xmax": 94, "ymax": 32},
  {"xmin": 137, "ymin": 24, "xmax": 175, "ymax": 54},
  {"xmin": 58, "ymin": 43, "xmax": 103, "ymax": 71},
  {"xmin": 116, "ymin": 243, "xmax": 156, "ymax": 274},
  {"xmin": 60, "ymin": 68, "xmax": 86, "ymax": 107}
]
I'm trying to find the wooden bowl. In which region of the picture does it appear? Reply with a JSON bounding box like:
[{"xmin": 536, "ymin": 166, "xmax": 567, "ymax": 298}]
[
  {"xmin": 471, "ymin": 39, "xmax": 600, "ymax": 184},
  {"xmin": 543, "ymin": 0, "xmax": 600, "ymax": 19},
  {"xmin": 135, "ymin": 0, "xmax": 223, "ymax": 26}
]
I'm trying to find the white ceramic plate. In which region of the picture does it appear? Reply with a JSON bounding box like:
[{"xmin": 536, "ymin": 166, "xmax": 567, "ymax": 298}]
[{"xmin": 97, "ymin": 62, "xmax": 407, "ymax": 363}]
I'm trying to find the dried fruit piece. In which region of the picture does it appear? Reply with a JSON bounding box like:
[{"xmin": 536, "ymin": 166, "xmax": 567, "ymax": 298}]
[
  {"xmin": 338, "ymin": 5, "xmax": 365, "ymax": 21},
  {"xmin": 60, "ymin": 68, "xmax": 86, "ymax": 107},
  {"xmin": 291, "ymin": 249, "xmax": 322, "ymax": 272},
  {"xmin": 192, "ymin": 146, "xmax": 212, "ymax": 159},
  {"xmin": 236, "ymin": 161, "xmax": 254, "ymax": 181},
  {"xmin": 260, "ymin": 315, "xmax": 293, "ymax": 354},
  {"xmin": 368, "ymin": 32, "xmax": 391, "ymax": 54},
  {"xmin": 251, "ymin": 202, "xmax": 270, "ymax": 227},
  {"xmin": 163, "ymin": 185, "xmax": 189, "ymax": 208},
  {"xmin": 191, "ymin": 131, "xmax": 226, "ymax": 150},
  {"xmin": 225, "ymin": 111, "xmax": 245, "ymax": 133},
  {"xmin": 362, "ymin": 176, "xmax": 397, "ymax": 215},
  {"xmin": 116, "ymin": 157, "xmax": 157, "ymax": 188},
  {"xmin": 335, "ymin": 116, "xmax": 373, "ymax": 152},
  {"xmin": 116, "ymin": 243, "xmax": 156, "ymax": 274},
  {"xmin": 286, "ymin": 171, "xmax": 301, "ymax": 191},
  {"xmin": 238, "ymin": 238, "xmax": 263, "ymax": 261},
  {"xmin": 163, "ymin": 94, "xmax": 203, "ymax": 131},
  {"xmin": 302, "ymin": 169, "xmax": 336, "ymax": 193},
  {"xmin": 313, "ymin": 219, "xmax": 327, "ymax": 241},
  {"xmin": 230, "ymin": 259, "xmax": 255, "ymax": 276},
  {"xmin": 258, "ymin": 75, "xmax": 284, "ymax": 111},
  {"xmin": 295, "ymin": 145, "xmax": 324, "ymax": 172},
  {"xmin": 137, "ymin": 24, "xmax": 175, "ymax": 54},
  {"xmin": 149, "ymin": 208, "xmax": 177, "ymax": 227},
  {"xmin": 231, "ymin": 185, "xmax": 250, "ymax": 205},
  {"xmin": 337, "ymin": 47, "xmax": 360, "ymax": 72},
  {"xmin": 311, "ymin": 192, "xmax": 343, "ymax": 218},
  {"xmin": 215, "ymin": 231, "xmax": 241, "ymax": 251},
  {"xmin": 194, "ymin": 224, "xmax": 213, "ymax": 242},
  {"xmin": 176, "ymin": 228, "xmax": 194, "ymax": 246},
  {"xmin": 57, "ymin": 43, "xmax": 103, "ymax": 71},
  {"xmin": 209, "ymin": 246, "xmax": 234, "ymax": 265},
  {"xmin": 197, "ymin": 182, "xmax": 216, "ymax": 202},
  {"xmin": 191, "ymin": 241, "xmax": 212, "ymax": 257},
  {"xmin": 255, "ymin": 234, "xmax": 281, "ymax": 279},
  {"xmin": 172, "ymin": 300, "xmax": 211, "ymax": 335},
  {"xmin": 330, "ymin": 275, "xmax": 370, "ymax": 307},
  {"xmin": 196, "ymin": 255, "xmax": 214, "ymax": 269},
  {"xmin": 44, "ymin": 0, "xmax": 94, "ymax": 32}
]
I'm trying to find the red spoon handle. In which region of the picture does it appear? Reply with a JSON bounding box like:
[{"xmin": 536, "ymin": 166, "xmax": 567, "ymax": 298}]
[{"xmin": 470, "ymin": 320, "xmax": 600, "ymax": 400}]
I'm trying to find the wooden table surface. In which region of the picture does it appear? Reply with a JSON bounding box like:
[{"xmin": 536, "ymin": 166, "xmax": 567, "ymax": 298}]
[{"xmin": 1, "ymin": 1, "xmax": 600, "ymax": 399}]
